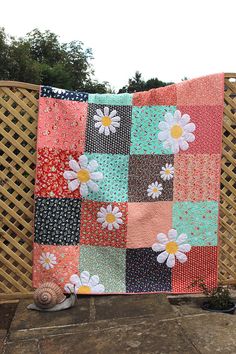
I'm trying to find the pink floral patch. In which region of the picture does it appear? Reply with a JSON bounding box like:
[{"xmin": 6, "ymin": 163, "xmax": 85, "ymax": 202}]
[
  {"xmin": 133, "ymin": 84, "xmax": 177, "ymax": 106},
  {"xmin": 32, "ymin": 243, "xmax": 80, "ymax": 289},
  {"xmin": 37, "ymin": 98, "xmax": 87, "ymax": 152}
]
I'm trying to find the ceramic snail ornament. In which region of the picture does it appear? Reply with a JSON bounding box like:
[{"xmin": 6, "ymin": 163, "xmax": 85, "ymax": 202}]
[{"xmin": 27, "ymin": 282, "xmax": 76, "ymax": 312}]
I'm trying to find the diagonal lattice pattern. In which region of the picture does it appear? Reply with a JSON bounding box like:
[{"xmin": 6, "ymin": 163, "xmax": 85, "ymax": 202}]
[{"xmin": 0, "ymin": 76, "xmax": 235, "ymax": 299}]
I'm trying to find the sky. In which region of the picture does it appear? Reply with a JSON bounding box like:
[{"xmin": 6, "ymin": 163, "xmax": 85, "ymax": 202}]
[{"xmin": 1, "ymin": 0, "xmax": 235, "ymax": 90}]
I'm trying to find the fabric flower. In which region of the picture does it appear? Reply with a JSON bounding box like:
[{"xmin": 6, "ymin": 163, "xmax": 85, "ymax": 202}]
[
  {"xmin": 63, "ymin": 155, "xmax": 103, "ymax": 197},
  {"xmin": 158, "ymin": 110, "xmax": 196, "ymax": 153},
  {"xmin": 97, "ymin": 204, "xmax": 123, "ymax": 230},
  {"xmin": 147, "ymin": 182, "xmax": 163, "ymax": 199},
  {"xmin": 64, "ymin": 271, "xmax": 105, "ymax": 294},
  {"xmin": 160, "ymin": 163, "xmax": 174, "ymax": 181},
  {"xmin": 93, "ymin": 107, "xmax": 120, "ymax": 136},
  {"xmin": 39, "ymin": 252, "xmax": 57, "ymax": 270},
  {"xmin": 152, "ymin": 229, "xmax": 191, "ymax": 268}
]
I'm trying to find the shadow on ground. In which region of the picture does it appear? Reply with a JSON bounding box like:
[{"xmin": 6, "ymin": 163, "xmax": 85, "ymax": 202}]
[{"xmin": 1, "ymin": 294, "xmax": 236, "ymax": 354}]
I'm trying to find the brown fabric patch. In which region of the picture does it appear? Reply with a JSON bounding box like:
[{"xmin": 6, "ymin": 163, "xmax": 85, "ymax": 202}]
[{"xmin": 128, "ymin": 155, "xmax": 174, "ymax": 202}]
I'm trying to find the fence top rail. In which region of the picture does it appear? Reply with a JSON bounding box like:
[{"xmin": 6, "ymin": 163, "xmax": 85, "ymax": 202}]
[
  {"xmin": 0, "ymin": 81, "xmax": 40, "ymax": 90},
  {"xmin": 0, "ymin": 73, "xmax": 235, "ymax": 93}
]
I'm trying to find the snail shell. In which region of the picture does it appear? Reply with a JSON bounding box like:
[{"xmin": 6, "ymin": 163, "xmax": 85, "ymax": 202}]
[{"xmin": 34, "ymin": 282, "xmax": 66, "ymax": 309}]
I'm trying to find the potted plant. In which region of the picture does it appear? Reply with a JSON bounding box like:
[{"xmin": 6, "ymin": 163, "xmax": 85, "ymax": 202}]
[{"xmin": 190, "ymin": 278, "xmax": 235, "ymax": 314}]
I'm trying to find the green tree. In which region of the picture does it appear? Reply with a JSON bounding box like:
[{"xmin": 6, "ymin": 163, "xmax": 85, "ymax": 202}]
[
  {"xmin": 0, "ymin": 28, "xmax": 109, "ymax": 93},
  {"xmin": 119, "ymin": 71, "xmax": 174, "ymax": 93}
]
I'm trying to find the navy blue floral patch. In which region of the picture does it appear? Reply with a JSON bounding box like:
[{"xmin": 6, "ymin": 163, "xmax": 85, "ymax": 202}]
[
  {"xmin": 40, "ymin": 86, "xmax": 88, "ymax": 102},
  {"xmin": 126, "ymin": 248, "xmax": 171, "ymax": 292},
  {"xmin": 34, "ymin": 197, "xmax": 82, "ymax": 245}
]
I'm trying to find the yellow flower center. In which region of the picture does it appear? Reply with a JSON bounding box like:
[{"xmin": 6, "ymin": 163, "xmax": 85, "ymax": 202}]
[
  {"xmin": 152, "ymin": 187, "xmax": 158, "ymax": 193},
  {"xmin": 77, "ymin": 169, "xmax": 90, "ymax": 183},
  {"xmin": 165, "ymin": 241, "xmax": 178, "ymax": 254},
  {"xmin": 44, "ymin": 258, "xmax": 50, "ymax": 264},
  {"xmin": 165, "ymin": 169, "xmax": 170, "ymax": 175},
  {"xmin": 170, "ymin": 124, "xmax": 183, "ymax": 139},
  {"xmin": 105, "ymin": 213, "xmax": 116, "ymax": 223},
  {"xmin": 78, "ymin": 285, "xmax": 91, "ymax": 294},
  {"xmin": 102, "ymin": 116, "xmax": 112, "ymax": 126}
]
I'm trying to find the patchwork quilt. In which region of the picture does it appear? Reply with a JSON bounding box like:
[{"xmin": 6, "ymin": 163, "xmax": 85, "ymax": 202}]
[{"xmin": 33, "ymin": 73, "xmax": 224, "ymax": 294}]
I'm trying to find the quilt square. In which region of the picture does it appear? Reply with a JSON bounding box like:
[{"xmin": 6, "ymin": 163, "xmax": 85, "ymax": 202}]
[
  {"xmin": 127, "ymin": 202, "xmax": 172, "ymax": 248},
  {"xmin": 80, "ymin": 200, "xmax": 127, "ymax": 248},
  {"xmin": 41, "ymin": 86, "xmax": 88, "ymax": 101},
  {"xmin": 88, "ymin": 93, "xmax": 132, "ymax": 106},
  {"xmin": 133, "ymin": 84, "xmax": 177, "ymax": 106},
  {"xmin": 80, "ymin": 245, "xmax": 126, "ymax": 293},
  {"xmin": 84, "ymin": 153, "xmax": 129, "ymax": 202},
  {"xmin": 128, "ymin": 155, "xmax": 174, "ymax": 202},
  {"xmin": 172, "ymin": 246, "xmax": 218, "ymax": 293},
  {"xmin": 173, "ymin": 201, "xmax": 219, "ymax": 246},
  {"xmin": 176, "ymin": 105, "xmax": 223, "ymax": 154},
  {"xmin": 34, "ymin": 197, "xmax": 82, "ymax": 245},
  {"xmin": 177, "ymin": 74, "xmax": 224, "ymax": 106},
  {"xmin": 37, "ymin": 98, "xmax": 87, "ymax": 152},
  {"xmin": 35, "ymin": 148, "xmax": 82, "ymax": 199},
  {"xmin": 126, "ymin": 248, "xmax": 171, "ymax": 292},
  {"xmin": 130, "ymin": 105, "xmax": 176, "ymax": 155},
  {"xmin": 33, "ymin": 243, "xmax": 80, "ymax": 288},
  {"xmin": 85, "ymin": 104, "xmax": 132, "ymax": 154},
  {"xmin": 174, "ymin": 154, "xmax": 221, "ymax": 201}
]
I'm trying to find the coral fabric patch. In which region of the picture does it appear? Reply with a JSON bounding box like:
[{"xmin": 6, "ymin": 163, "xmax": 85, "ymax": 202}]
[{"xmin": 33, "ymin": 75, "xmax": 224, "ymax": 294}]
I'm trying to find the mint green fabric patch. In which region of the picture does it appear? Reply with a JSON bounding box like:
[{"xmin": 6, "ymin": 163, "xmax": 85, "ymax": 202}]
[
  {"xmin": 80, "ymin": 245, "xmax": 126, "ymax": 293},
  {"xmin": 173, "ymin": 201, "xmax": 218, "ymax": 246},
  {"xmin": 88, "ymin": 93, "xmax": 133, "ymax": 106},
  {"xmin": 130, "ymin": 105, "xmax": 176, "ymax": 155},
  {"xmin": 84, "ymin": 153, "xmax": 129, "ymax": 202}
]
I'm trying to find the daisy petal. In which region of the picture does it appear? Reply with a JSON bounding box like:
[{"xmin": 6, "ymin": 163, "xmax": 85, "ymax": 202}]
[
  {"xmin": 184, "ymin": 122, "xmax": 196, "ymax": 132},
  {"xmin": 104, "ymin": 107, "xmax": 109, "ymax": 116},
  {"xmin": 152, "ymin": 243, "xmax": 166, "ymax": 252},
  {"xmin": 158, "ymin": 130, "xmax": 169, "ymax": 141},
  {"xmin": 109, "ymin": 125, "xmax": 116, "ymax": 133},
  {"xmin": 177, "ymin": 233, "xmax": 188, "ymax": 244},
  {"xmin": 90, "ymin": 172, "xmax": 103, "ymax": 180},
  {"xmin": 174, "ymin": 110, "xmax": 181, "ymax": 120},
  {"xmin": 68, "ymin": 179, "xmax": 79, "ymax": 191},
  {"xmin": 111, "ymin": 116, "xmax": 120, "ymax": 122},
  {"xmin": 168, "ymin": 229, "xmax": 178, "ymax": 240},
  {"xmin": 69, "ymin": 159, "xmax": 80, "ymax": 172},
  {"xmin": 159, "ymin": 121, "xmax": 169, "ymax": 130},
  {"xmin": 109, "ymin": 110, "xmax": 117, "ymax": 118},
  {"xmin": 185, "ymin": 133, "xmax": 195, "ymax": 142},
  {"xmin": 179, "ymin": 113, "xmax": 190, "ymax": 125},
  {"xmin": 156, "ymin": 233, "xmax": 168, "ymax": 244},
  {"xmin": 95, "ymin": 121, "xmax": 102, "ymax": 128},
  {"xmin": 92, "ymin": 284, "xmax": 105, "ymax": 293},
  {"xmin": 93, "ymin": 115, "xmax": 102, "ymax": 121},
  {"xmin": 80, "ymin": 271, "xmax": 90, "ymax": 285},
  {"xmin": 79, "ymin": 155, "xmax": 88, "ymax": 168},
  {"xmin": 63, "ymin": 171, "xmax": 77, "ymax": 180},
  {"xmin": 178, "ymin": 244, "xmax": 191, "ymax": 253},
  {"xmin": 87, "ymin": 180, "xmax": 99, "ymax": 192},
  {"xmin": 96, "ymin": 109, "xmax": 104, "ymax": 117},
  {"xmin": 179, "ymin": 140, "xmax": 189, "ymax": 151},
  {"xmin": 116, "ymin": 218, "xmax": 123, "ymax": 224},
  {"xmin": 108, "ymin": 223, "xmax": 113, "ymax": 231},
  {"xmin": 175, "ymin": 251, "xmax": 188, "ymax": 263},
  {"xmin": 166, "ymin": 254, "xmax": 175, "ymax": 268},
  {"xmin": 111, "ymin": 121, "xmax": 120, "ymax": 128},
  {"xmin": 107, "ymin": 204, "xmax": 112, "ymax": 212},
  {"xmin": 97, "ymin": 217, "xmax": 105, "ymax": 223},
  {"xmin": 157, "ymin": 251, "xmax": 169, "ymax": 263},
  {"xmin": 112, "ymin": 206, "xmax": 119, "ymax": 214},
  {"xmin": 99, "ymin": 125, "xmax": 105, "ymax": 134},
  {"xmin": 113, "ymin": 222, "xmax": 120, "ymax": 229},
  {"xmin": 64, "ymin": 283, "xmax": 75, "ymax": 293},
  {"xmin": 87, "ymin": 160, "xmax": 98, "ymax": 172},
  {"xmin": 88, "ymin": 275, "xmax": 100, "ymax": 287},
  {"xmin": 164, "ymin": 112, "xmax": 174, "ymax": 124},
  {"xmin": 80, "ymin": 183, "xmax": 88, "ymax": 196},
  {"xmin": 105, "ymin": 127, "xmax": 110, "ymax": 136},
  {"xmin": 70, "ymin": 274, "xmax": 80, "ymax": 285}
]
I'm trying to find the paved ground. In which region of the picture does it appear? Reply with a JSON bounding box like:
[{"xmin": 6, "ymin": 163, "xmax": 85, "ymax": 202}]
[{"xmin": 1, "ymin": 294, "xmax": 236, "ymax": 354}]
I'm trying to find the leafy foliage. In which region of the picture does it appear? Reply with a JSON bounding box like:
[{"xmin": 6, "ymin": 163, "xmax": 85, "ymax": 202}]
[
  {"xmin": 119, "ymin": 71, "xmax": 174, "ymax": 93},
  {"xmin": 0, "ymin": 28, "xmax": 109, "ymax": 93},
  {"xmin": 191, "ymin": 278, "xmax": 233, "ymax": 310}
]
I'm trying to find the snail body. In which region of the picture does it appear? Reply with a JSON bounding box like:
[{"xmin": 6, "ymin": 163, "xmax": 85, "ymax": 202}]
[{"xmin": 27, "ymin": 282, "xmax": 76, "ymax": 312}]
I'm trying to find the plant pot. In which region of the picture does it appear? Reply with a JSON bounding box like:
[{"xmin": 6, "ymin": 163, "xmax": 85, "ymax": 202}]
[{"xmin": 201, "ymin": 301, "xmax": 235, "ymax": 314}]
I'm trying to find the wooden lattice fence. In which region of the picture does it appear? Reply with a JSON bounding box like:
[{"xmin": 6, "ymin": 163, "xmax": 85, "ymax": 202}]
[{"xmin": 0, "ymin": 76, "xmax": 236, "ymax": 299}]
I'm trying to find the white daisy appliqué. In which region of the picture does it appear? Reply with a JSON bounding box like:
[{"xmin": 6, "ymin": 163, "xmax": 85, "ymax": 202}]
[
  {"xmin": 39, "ymin": 252, "xmax": 57, "ymax": 270},
  {"xmin": 160, "ymin": 163, "xmax": 174, "ymax": 181},
  {"xmin": 158, "ymin": 110, "xmax": 196, "ymax": 153},
  {"xmin": 94, "ymin": 107, "xmax": 120, "ymax": 136},
  {"xmin": 152, "ymin": 229, "xmax": 191, "ymax": 268},
  {"xmin": 63, "ymin": 155, "xmax": 103, "ymax": 197},
  {"xmin": 97, "ymin": 204, "xmax": 123, "ymax": 231},
  {"xmin": 64, "ymin": 271, "xmax": 105, "ymax": 294},
  {"xmin": 147, "ymin": 182, "xmax": 163, "ymax": 199}
]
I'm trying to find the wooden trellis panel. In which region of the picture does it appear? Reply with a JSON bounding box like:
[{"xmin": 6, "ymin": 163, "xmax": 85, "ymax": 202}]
[{"xmin": 0, "ymin": 76, "xmax": 236, "ymax": 299}]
